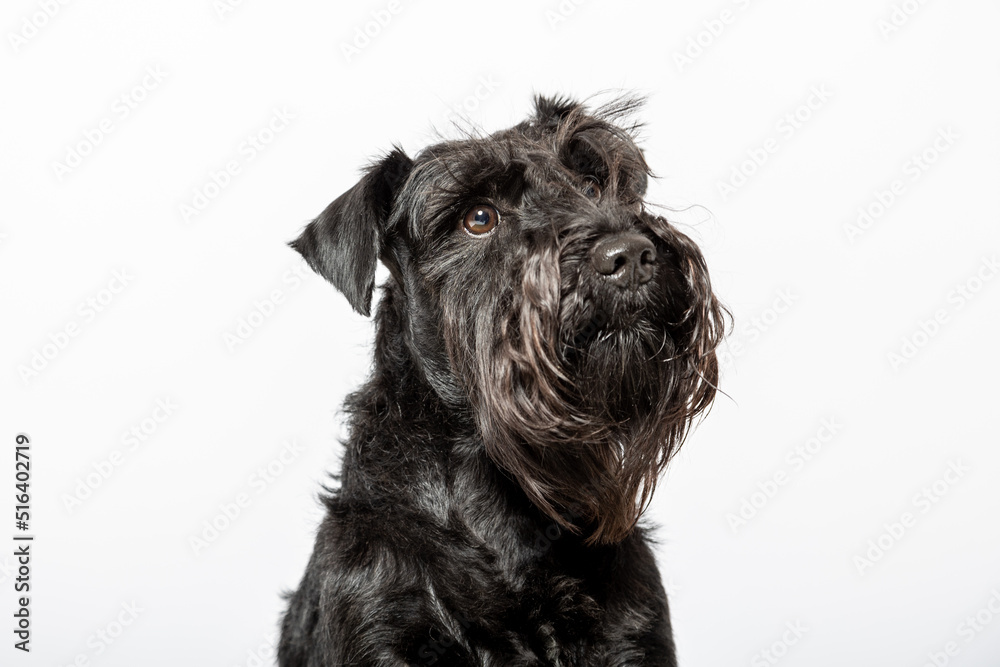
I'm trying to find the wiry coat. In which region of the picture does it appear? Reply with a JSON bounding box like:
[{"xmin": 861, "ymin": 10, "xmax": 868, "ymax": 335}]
[{"xmin": 279, "ymin": 96, "xmax": 725, "ymax": 666}]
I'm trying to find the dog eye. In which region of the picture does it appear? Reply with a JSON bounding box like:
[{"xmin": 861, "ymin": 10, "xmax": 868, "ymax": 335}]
[
  {"xmin": 462, "ymin": 204, "xmax": 499, "ymax": 236},
  {"xmin": 582, "ymin": 177, "xmax": 602, "ymax": 200}
]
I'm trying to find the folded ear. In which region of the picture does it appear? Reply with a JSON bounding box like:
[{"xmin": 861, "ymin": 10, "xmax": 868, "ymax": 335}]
[{"xmin": 290, "ymin": 148, "xmax": 413, "ymax": 316}]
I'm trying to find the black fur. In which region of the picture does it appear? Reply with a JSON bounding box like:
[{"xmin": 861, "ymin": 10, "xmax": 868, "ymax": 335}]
[{"xmin": 280, "ymin": 95, "xmax": 726, "ymax": 666}]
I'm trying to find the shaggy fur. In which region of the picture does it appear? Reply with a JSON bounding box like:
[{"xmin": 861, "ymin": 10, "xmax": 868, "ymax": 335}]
[{"xmin": 280, "ymin": 95, "xmax": 726, "ymax": 666}]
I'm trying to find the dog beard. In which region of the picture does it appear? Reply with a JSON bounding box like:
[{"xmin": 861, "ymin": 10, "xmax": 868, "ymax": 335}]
[{"xmin": 442, "ymin": 221, "xmax": 724, "ymax": 545}]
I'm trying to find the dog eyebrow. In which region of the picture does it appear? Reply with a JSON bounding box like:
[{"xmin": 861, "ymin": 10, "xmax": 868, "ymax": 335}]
[
  {"xmin": 414, "ymin": 154, "xmax": 529, "ymax": 229},
  {"xmin": 442, "ymin": 149, "xmax": 529, "ymax": 197}
]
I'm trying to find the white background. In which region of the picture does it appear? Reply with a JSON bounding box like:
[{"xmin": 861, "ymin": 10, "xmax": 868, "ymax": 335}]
[{"xmin": 2, "ymin": 1, "xmax": 999, "ymax": 665}]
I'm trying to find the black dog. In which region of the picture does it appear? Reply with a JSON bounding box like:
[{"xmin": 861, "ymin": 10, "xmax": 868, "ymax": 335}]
[{"xmin": 279, "ymin": 96, "xmax": 725, "ymax": 666}]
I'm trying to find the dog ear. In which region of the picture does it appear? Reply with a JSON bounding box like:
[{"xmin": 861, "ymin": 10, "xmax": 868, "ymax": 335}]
[
  {"xmin": 290, "ymin": 148, "xmax": 413, "ymax": 316},
  {"xmin": 533, "ymin": 94, "xmax": 581, "ymax": 127}
]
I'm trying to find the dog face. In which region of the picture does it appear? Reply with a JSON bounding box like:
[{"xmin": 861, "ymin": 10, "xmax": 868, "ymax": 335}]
[{"xmin": 293, "ymin": 96, "xmax": 725, "ymax": 544}]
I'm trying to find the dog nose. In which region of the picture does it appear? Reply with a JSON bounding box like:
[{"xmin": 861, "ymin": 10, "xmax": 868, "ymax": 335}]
[{"xmin": 590, "ymin": 232, "xmax": 656, "ymax": 288}]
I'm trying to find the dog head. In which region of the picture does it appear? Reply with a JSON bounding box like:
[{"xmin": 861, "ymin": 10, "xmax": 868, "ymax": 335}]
[{"xmin": 293, "ymin": 95, "xmax": 726, "ymax": 544}]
